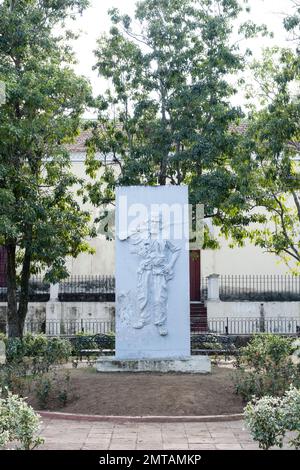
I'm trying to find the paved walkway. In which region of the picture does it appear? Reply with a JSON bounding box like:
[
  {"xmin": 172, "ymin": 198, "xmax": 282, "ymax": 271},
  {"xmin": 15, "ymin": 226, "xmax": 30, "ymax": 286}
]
[{"xmin": 37, "ymin": 418, "xmax": 289, "ymax": 450}]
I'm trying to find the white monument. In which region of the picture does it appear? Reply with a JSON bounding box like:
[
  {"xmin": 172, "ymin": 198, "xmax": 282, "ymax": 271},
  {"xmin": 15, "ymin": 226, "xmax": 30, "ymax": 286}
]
[{"xmin": 96, "ymin": 185, "xmax": 211, "ymax": 373}]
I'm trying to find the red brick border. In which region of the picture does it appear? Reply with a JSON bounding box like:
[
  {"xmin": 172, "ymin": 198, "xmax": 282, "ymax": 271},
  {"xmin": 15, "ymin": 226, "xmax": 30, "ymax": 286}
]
[{"xmin": 38, "ymin": 411, "xmax": 243, "ymax": 423}]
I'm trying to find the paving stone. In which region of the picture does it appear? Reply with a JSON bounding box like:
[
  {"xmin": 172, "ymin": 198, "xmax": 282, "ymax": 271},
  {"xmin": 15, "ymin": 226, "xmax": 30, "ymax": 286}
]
[
  {"xmin": 189, "ymin": 444, "xmax": 217, "ymax": 450},
  {"xmin": 36, "ymin": 418, "xmax": 286, "ymax": 451},
  {"xmin": 163, "ymin": 444, "xmax": 190, "ymax": 450},
  {"xmin": 136, "ymin": 444, "xmax": 163, "ymax": 450},
  {"xmin": 109, "ymin": 444, "xmax": 136, "ymax": 450},
  {"xmin": 241, "ymin": 444, "xmax": 261, "ymax": 450},
  {"xmin": 188, "ymin": 437, "xmax": 218, "ymax": 444},
  {"xmin": 215, "ymin": 444, "xmax": 243, "ymax": 450}
]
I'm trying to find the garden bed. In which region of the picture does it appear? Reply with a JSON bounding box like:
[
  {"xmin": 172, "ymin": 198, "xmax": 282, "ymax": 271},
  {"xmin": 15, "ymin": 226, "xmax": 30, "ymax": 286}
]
[{"xmin": 26, "ymin": 365, "xmax": 245, "ymax": 416}]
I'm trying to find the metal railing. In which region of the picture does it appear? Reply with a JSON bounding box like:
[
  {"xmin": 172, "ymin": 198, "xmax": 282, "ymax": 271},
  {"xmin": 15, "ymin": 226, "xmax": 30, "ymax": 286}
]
[
  {"xmin": 0, "ymin": 275, "xmax": 115, "ymax": 302},
  {"xmin": 200, "ymin": 276, "xmax": 208, "ymax": 301},
  {"xmin": 219, "ymin": 274, "xmax": 300, "ymax": 301},
  {"xmin": 14, "ymin": 320, "xmax": 115, "ymax": 336},
  {"xmin": 1, "ymin": 317, "xmax": 299, "ymax": 337},
  {"xmin": 191, "ymin": 317, "xmax": 300, "ymax": 335},
  {"xmin": 201, "ymin": 275, "xmax": 300, "ymax": 302},
  {"xmin": 0, "ymin": 276, "xmax": 50, "ymax": 302},
  {"xmin": 58, "ymin": 275, "xmax": 115, "ymax": 301},
  {"xmin": 1, "ymin": 274, "xmax": 300, "ymax": 303}
]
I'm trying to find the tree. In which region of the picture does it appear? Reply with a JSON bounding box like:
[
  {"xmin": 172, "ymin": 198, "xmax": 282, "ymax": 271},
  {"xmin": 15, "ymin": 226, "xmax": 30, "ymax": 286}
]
[
  {"xmin": 0, "ymin": 0, "xmax": 94, "ymax": 337},
  {"xmin": 85, "ymin": 0, "xmax": 267, "ymax": 232},
  {"xmin": 222, "ymin": 6, "xmax": 300, "ymax": 271},
  {"xmin": 284, "ymin": 0, "xmax": 300, "ymax": 43}
]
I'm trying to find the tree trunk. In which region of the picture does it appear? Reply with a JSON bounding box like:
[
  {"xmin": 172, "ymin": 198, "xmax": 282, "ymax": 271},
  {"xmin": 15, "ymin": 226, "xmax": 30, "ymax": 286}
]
[
  {"xmin": 6, "ymin": 242, "xmax": 21, "ymax": 337},
  {"xmin": 158, "ymin": 66, "xmax": 168, "ymax": 186},
  {"xmin": 17, "ymin": 243, "xmax": 32, "ymax": 336}
]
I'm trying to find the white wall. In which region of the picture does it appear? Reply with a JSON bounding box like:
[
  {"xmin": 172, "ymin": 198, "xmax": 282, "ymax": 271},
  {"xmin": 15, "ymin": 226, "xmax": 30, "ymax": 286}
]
[
  {"xmin": 46, "ymin": 301, "xmax": 115, "ymax": 323},
  {"xmin": 207, "ymin": 301, "xmax": 300, "ymax": 319},
  {"xmin": 207, "ymin": 301, "xmax": 300, "ymax": 334},
  {"xmin": 201, "ymin": 242, "xmax": 289, "ymax": 277},
  {"xmin": 68, "ymin": 155, "xmax": 295, "ymax": 277},
  {"xmin": 66, "ymin": 238, "xmax": 115, "ymax": 275}
]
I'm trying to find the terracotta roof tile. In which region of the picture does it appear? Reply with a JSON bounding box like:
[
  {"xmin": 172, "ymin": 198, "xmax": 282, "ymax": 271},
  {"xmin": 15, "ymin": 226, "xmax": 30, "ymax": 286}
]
[
  {"xmin": 66, "ymin": 130, "xmax": 92, "ymax": 153},
  {"xmin": 66, "ymin": 122, "xmax": 299, "ymax": 153}
]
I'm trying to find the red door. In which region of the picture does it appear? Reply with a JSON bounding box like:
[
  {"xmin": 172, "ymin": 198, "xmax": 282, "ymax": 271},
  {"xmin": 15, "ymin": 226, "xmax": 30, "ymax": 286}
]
[
  {"xmin": 0, "ymin": 247, "xmax": 7, "ymax": 287},
  {"xmin": 189, "ymin": 250, "xmax": 201, "ymax": 301}
]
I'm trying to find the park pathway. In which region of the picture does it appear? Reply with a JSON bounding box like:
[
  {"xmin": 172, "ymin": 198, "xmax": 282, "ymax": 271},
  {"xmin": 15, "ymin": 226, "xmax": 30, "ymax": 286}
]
[{"xmin": 37, "ymin": 418, "xmax": 289, "ymax": 450}]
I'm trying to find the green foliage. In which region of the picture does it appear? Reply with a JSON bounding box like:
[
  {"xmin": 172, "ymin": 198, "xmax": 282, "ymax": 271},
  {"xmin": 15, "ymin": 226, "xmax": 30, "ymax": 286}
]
[
  {"xmin": 225, "ymin": 30, "xmax": 300, "ymax": 269},
  {"xmin": 234, "ymin": 334, "xmax": 300, "ymax": 400},
  {"xmin": 23, "ymin": 333, "xmax": 48, "ymax": 357},
  {"xmin": 69, "ymin": 332, "xmax": 115, "ymax": 357},
  {"xmin": 191, "ymin": 333, "xmax": 235, "ymax": 351},
  {"xmin": 5, "ymin": 337, "xmax": 25, "ymax": 363},
  {"xmin": 2, "ymin": 333, "xmax": 71, "ymax": 368},
  {"xmin": 34, "ymin": 375, "xmax": 52, "ymax": 409},
  {"xmin": 284, "ymin": 0, "xmax": 300, "ymax": 41},
  {"xmin": 0, "ymin": 0, "xmax": 94, "ymax": 337},
  {"xmin": 0, "ymin": 334, "xmax": 73, "ymax": 410},
  {"xmin": 34, "ymin": 369, "xmax": 72, "ymax": 410},
  {"xmin": 244, "ymin": 394, "xmax": 286, "ymax": 450},
  {"xmin": 244, "ymin": 386, "xmax": 300, "ymax": 450},
  {"xmin": 237, "ymin": 334, "xmax": 294, "ymax": 369},
  {"xmin": 44, "ymin": 337, "xmax": 72, "ymax": 366},
  {"xmin": 70, "ymin": 332, "xmax": 98, "ymax": 358},
  {"xmin": 0, "ymin": 389, "xmax": 44, "ymax": 450},
  {"xmin": 85, "ymin": 0, "xmax": 267, "ymax": 237},
  {"xmin": 93, "ymin": 332, "xmax": 115, "ymax": 350},
  {"xmin": 0, "ymin": 362, "xmax": 29, "ymax": 396}
]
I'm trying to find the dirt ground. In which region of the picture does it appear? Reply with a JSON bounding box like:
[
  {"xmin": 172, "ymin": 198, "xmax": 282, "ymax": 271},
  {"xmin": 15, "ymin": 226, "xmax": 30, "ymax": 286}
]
[{"xmin": 27, "ymin": 366, "xmax": 245, "ymax": 416}]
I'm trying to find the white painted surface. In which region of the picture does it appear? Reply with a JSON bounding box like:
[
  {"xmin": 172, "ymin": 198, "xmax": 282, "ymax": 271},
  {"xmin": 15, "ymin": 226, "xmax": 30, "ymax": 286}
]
[
  {"xmin": 49, "ymin": 283, "xmax": 59, "ymax": 301},
  {"xmin": 96, "ymin": 355, "xmax": 211, "ymax": 373},
  {"xmin": 207, "ymin": 301, "xmax": 300, "ymax": 319},
  {"xmin": 207, "ymin": 274, "xmax": 220, "ymax": 301},
  {"xmin": 0, "ymin": 301, "xmax": 114, "ymax": 325},
  {"xmin": 115, "ymin": 186, "xmax": 190, "ymax": 359}
]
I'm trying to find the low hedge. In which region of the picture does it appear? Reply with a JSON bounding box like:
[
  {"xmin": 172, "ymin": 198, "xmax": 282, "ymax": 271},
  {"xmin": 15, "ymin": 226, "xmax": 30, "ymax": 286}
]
[
  {"xmin": 69, "ymin": 332, "xmax": 115, "ymax": 356},
  {"xmin": 0, "ymin": 333, "xmax": 71, "ymax": 364}
]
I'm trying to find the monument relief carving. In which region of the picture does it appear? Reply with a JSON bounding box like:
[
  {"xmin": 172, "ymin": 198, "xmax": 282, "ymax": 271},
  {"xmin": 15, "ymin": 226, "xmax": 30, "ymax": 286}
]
[{"xmin": 119, "ymin": 213, "xmax": 181, "ymax": 336}]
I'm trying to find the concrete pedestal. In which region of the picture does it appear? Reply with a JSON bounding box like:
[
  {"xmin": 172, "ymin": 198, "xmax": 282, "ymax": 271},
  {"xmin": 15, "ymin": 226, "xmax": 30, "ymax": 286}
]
[{"xmin": 96, "ymin": 355, "xmax": 211, "ymax": 373}]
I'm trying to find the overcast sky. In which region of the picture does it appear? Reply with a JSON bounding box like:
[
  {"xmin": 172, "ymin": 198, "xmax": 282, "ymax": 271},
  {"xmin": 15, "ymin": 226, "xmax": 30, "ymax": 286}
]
[{"xmin": 68, "ymin": 0, "xmax": 296, "ymax": 109}]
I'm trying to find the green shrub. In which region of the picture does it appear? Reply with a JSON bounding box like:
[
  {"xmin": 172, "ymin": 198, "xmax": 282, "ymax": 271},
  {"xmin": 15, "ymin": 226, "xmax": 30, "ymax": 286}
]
[
  {"xmin": 70, "ymin": 333, "xmax": 98, "ymax": 358},
  {"xmin": 2, "ymin": 334, "xmax": 72, "ymax": 371},
  {"xmin": 45, "ymin": 337, "xmax": 72, "ymax": 365},
  {"xmin": 233, "ymin": 334, "xmax": 299, "ymax": 400},
  {"xmin": 94, "ymin": 332, "xmax": 115, "ymax": 349},
  {"xmin": 34, "ymin": 369, "xmax": 72, "ymax": 410},
  {"xmin": 23, "ymin": 333, "xmax": 48, "ymax": 357},
  {"xmin": 34, "ymin": 375, "xmax": 52, "ymax": 409},
  {"xmin": 234, "ymin": 362, "xmax": 300, "ymax": 400},
  {"xmin": 244, "ymin": 387, "xmax": 300, "ymax": 450},
  {"xmin": 5, "ymin": 338, "xmax": 26, "ymax": 363},
  {"xmin": 69, "ymin": 332, "xmax": 115, "ymax": 356},
  {"xmin": 191, "ymin": 334, "xmax": 234, "ymax": 351},
  {"xmin": 0, "ymin": 390, "xmax": 44, "ymax": 450},
  {"xmin": 237, "ymin": 334, "xmax": 294, "ymax": 370},
  {"xmin": 0, "ymin": 362, "xmax": 30, "ymax": 396}
]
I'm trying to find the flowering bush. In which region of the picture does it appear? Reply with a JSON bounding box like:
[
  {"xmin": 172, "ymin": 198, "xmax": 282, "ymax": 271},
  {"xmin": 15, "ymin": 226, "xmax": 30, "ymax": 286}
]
[
  {"xmin": 244, "ymin": 387, "xmax": 300, "ymax": 450},
  {"xmin": 237, "ymin": 334, "xmax": 294, "ymax": 370},
  {"xmin": 0, "ymin": 390, "xmax": 44, "ymax": 450},
  {"xmin": 234, "ymin": 334, "xmax": 300, "ymax": 400}
]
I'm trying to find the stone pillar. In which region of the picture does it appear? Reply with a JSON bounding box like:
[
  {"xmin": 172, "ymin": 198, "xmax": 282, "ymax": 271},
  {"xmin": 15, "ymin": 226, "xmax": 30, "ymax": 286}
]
[
  {"xmin": 46, "ymin": 283, "xmax": 61, "ymax": 335},
  {"xmin": 49, "ymin": 283, "xmax": 59, "ymax": 301},
  {"xmin": 207, "ymin": 274, "xmax": 220, "ymax": 301}
]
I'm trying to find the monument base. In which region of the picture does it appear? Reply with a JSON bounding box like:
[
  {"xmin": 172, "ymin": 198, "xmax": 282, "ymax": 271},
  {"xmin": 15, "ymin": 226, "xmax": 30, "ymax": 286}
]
[{"xmin": 96, "ymin": 356, "xmax": 211, "ymax": 374}]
